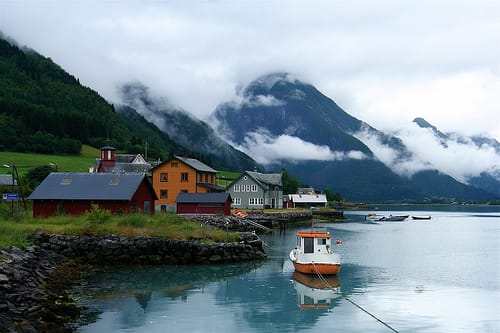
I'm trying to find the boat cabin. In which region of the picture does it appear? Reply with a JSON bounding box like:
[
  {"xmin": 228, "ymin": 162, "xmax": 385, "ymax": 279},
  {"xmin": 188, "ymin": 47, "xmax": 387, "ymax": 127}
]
[{"xmin": 296, "ymin": 231, "xmax": 332, "ymax": 254}]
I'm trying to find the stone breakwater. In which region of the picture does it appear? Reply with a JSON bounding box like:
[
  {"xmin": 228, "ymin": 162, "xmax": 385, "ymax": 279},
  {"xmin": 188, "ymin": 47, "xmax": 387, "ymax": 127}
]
[
  {"xmin": 0, "ymin": 232, "xmax": 266, "ymax": 332},
  {"xmin": 32, "ymin": 232, "xmax": 266, "ymax": 265}
]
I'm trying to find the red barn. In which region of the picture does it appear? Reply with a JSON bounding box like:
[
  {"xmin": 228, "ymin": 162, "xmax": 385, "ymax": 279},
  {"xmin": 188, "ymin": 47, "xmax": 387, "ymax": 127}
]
[
  {"xmin": 28, "ymin": 173, "xmax": 157, "ymax": 218},
  {"xmin": 176, "ymin": 192, "xmax": 231, "ymax": 215}
]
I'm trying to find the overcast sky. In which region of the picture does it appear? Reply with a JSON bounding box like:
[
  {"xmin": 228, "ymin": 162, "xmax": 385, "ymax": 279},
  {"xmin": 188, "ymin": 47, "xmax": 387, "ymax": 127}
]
[{"xmin": 1, "ymin": 0, "xmax": 499, "ymax": 140}]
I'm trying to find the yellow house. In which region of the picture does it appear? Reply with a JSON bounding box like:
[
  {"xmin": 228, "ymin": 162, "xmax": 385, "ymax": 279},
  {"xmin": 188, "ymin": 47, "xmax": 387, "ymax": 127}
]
[{"xmin": 151, "ymin": 156, "xmax": 225, "ymax": 212}]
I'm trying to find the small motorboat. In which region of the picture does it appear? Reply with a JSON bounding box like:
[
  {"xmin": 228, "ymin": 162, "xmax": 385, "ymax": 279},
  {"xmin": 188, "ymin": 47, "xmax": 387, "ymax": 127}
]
[
  {"xmin": 365, "ymin": 213, "xmax": 382, "ymax": 221},
  {"xmin": 289, "ymin": 230, "xmax": 341, "ymax": 275},
  {"xmin": 377, "ymin": 215, "xmax": 409, "ymax": 221},
  {"xmin": 412, "ymin": 215, "xmax": 432, "ymax": 220}
]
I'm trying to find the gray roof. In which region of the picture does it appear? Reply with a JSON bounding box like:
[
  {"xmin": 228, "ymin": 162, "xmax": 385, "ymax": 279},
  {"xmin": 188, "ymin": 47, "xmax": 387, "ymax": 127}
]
[
  {"xmin": 246, "ymin": 171, "xmax": 282, "ymax": 186},
  {"xmin": 197, "ymin": 183, "xmax": 226, "ymax": 192},
  {"xmin": 0, "ymin": 174, "xmax": 16, "ymax": 186},
  {"xmin": 176, "ymin": 192, "xmax": 230, "ymax": 204},
  {"xmin": 101, "ymin": 163, "xmax": 151, "ymax": 174},
  {"xmin": 174, "ymin": 156, "xmax": 216, "ymax": 173},
  {"xmin": 28, "ymin": 172, "xmax": 156, "ymax": 201}
]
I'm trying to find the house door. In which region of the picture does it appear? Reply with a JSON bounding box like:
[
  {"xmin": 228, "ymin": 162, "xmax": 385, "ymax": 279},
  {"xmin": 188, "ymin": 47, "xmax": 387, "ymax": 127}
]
[
  {"xmin": 304, "ymin": 237, "xmax": 314, "ymax": 253},
  {"xmin": 271, "ymin": 198, "xmax": 276, "ymax": 208},
  {"xmin": 144, "ymin": 201, "xmax": 151, "ymax": 214}
]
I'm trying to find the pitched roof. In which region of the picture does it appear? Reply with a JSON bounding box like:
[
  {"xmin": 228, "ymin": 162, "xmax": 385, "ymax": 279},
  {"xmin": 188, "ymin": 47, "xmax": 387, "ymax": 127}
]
[
  {"xmin": 197, "ymin": 183, "xmax": 226, "ymax": 192},
  {"xmin": 100, "ymin": 163, "xmax": 151, "ymax": 174},
  {"xmin": 246, "ymin": 171, "xmax": 282, "ymax": 186},
  {"xmin": 28, "ymin": 172, "xmax": 157, "ymax": 201},
  {"xmin": 176, "ymin": 192, "xmax": 230, "ymax": 204},
  {"xmin": 289, "ymin": 194, "xmax": 327, "ymax": 203},
  {"xmin": 175, "ymin": 156, "xmax": 216, "ymax": 173}
]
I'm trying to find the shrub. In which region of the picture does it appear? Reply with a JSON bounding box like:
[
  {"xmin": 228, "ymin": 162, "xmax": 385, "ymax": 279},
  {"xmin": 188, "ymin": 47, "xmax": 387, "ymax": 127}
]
[{"xmin": 86, "ymin": 204, "xmax": 112, "ymax": 224}]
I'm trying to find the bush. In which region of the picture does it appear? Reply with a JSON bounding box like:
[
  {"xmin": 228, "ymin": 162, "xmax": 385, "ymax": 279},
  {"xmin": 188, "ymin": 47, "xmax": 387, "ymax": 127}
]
[
  {"xmin": 86, "ymin": 204, "xmax": 112, "ymax": 224},
  {"xmin": 0, "ymin": 202, "xmax": 12, "ymax": 219}
]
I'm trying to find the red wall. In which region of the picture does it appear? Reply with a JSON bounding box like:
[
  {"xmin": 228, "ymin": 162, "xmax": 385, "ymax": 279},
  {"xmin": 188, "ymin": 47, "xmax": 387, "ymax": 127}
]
[
  {"xmin": 177, "ymin": 201, "xmax": 231, "ymax": 215},
  {"xmin": 32, "ymin": 179, "xmax": 156, "ymax": 218}
]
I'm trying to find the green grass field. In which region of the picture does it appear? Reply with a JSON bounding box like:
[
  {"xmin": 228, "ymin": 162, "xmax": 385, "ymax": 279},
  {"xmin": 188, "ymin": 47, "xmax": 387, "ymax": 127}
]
[
  {"xmin": 0, "ymin": 145, "xmax": 100, "ymax": 176},
  {"xmin": 0, "ymin": 205, "xmax": 239, "ymax": 249}
]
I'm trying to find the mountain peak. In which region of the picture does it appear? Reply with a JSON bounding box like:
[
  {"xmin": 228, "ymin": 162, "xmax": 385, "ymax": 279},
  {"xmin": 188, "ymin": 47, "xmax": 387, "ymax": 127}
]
[
  {"xmin": 243, "ymin": 72, "xmax": 295, "ymax": 97},
  {"xmin": 413, "ymin": 117, "xmax": 437, "ymax": 131}
]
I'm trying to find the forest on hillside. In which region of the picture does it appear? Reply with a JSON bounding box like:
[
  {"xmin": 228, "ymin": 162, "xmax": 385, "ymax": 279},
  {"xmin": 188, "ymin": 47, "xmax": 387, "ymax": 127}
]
[{"xmin": 0, "ymin": 36, "xmax": 183, "ymax": 160}]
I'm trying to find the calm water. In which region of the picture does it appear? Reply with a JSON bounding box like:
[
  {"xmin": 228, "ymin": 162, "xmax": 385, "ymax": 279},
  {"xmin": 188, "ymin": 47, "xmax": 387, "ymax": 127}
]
[{"xmin": 74, "ymin": 207, "xmax": 500, "ymax": 332}]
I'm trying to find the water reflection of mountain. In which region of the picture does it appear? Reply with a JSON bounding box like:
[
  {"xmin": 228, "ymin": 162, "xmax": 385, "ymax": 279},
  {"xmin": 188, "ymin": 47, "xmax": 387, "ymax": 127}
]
[{"xmin": 73, "ymin": 262, "xmax": 263, "ymax": 329}]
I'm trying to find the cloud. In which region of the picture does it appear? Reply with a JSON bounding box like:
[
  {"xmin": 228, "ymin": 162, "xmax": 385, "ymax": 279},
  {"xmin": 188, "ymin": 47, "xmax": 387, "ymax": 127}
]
[
  {"xmin": 0, "ymin": 0, "xmax": 498, "ymax": 139},
  {"xmin": 343, "ymin": 70, "xmax": 500, "ymax": 139},
  {"xmin": 235, "ymin": 129, "xmax": 366, "ymax": 165},
  {"xmin": 355, "ymin": 125, "xmax": 500, "ymax": 182}
]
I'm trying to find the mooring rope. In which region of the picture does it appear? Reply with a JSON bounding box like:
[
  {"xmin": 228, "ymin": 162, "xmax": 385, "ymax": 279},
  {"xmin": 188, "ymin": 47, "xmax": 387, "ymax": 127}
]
[{"xmin": 311, "ymin": 263, "xmax": 399, "ymax": 333}]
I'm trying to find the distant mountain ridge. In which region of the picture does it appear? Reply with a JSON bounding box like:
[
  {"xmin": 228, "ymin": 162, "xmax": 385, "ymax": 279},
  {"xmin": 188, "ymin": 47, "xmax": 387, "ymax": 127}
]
[
  {"xmin": 212, "ymin": 73, "xmax": 498, "ymax": 201},
  {"xmin": 412, "ymin": 117, "xmax": 500, "ymax": 197},
  {"xmin": 1, "ymin": 32, "xmax": 497, "ymax": 202},
  {"xmin": 118, "ymin": 82, "xmax": 259, "ymax": 171}
]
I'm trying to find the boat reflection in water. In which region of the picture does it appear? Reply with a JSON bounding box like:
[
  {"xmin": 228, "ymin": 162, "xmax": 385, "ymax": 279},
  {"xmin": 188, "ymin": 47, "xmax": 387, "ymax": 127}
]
[{"xmin": 292, "ymin": 271, "xmax": 341, "ymax": 310}]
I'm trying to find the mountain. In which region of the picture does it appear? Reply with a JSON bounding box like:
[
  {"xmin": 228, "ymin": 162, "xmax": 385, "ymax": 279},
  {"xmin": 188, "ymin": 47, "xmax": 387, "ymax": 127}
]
[
  {"xmin": 0, "ymin": 34, "xmax": 210, "ymax": 165},
  {"xmin": 212, "ymin": 73, "xmax": 497, "ymax": 202},
  {"xmin": 118, "ymin": 82, "xmax": 259, "ymax": 171},
  {"xmin": 413, "ymin": 117, "xmax": 500, "ymax": 197}
]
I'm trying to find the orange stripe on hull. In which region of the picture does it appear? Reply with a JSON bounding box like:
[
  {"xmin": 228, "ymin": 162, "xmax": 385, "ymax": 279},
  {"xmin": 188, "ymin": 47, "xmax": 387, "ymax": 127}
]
[{"xmin": 293, "ymin": 262, "xmax": 340, "ymax": 275}]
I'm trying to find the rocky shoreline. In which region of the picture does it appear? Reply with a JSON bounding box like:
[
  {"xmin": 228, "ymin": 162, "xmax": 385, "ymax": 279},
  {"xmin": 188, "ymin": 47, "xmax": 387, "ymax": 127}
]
[{"xmin": 0, "ymin": 230, "xmax": 266, "ymax": 333}]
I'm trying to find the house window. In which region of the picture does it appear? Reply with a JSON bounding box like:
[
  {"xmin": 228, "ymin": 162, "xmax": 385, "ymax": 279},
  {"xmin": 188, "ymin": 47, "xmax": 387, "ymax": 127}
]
[
  {"xmin": 181, "ymin": 189, "xmax": 188, "ymax": 193},
  {"xmin": 234, "ymin": 185, "xmax": 240, "ymax": 192},
  {"xmin": 181, "ymin": 173, "xmax": 188, "ymax": 182},
  {"xmin": 204, "ymin": 174, "xmax": 208, "ymax": 183},
  {"xmin": 249, "ymin": 198, "xmax": 263, "ymax": 205},
  {"xmin": 160, "ymin": 190, "xmax": 168, "ymax": 199},
  {"xmin": 246, "ymin": 185, "xmax": 251, "ymax": 192},
  {"xmin": 161, "ymin": 205, "xmax": 167, "ymax": 212},
  {"xmin": 171, "ymin": 162, "xmax": 178, "ymax": 167},
  {"xmin": 232, "ymin": 197, "xmax": 241, "ymax": 205},
  {"xmin": 160, "ymin": 173, "xmax": 168, "ymax": 182},
  {"xmin": 251, "ymin": 184, "xmax": 258, "ymax": 192}
]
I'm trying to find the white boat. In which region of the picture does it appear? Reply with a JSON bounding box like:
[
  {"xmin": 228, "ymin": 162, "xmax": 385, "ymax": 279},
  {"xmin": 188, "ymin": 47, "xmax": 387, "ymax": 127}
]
[
  {"xmin": 412, "ymin": 215, "xmax": 432, "ymax": 220},
  {"xmin": 376, "ymin": 214, "xmax": 409, "ymax": 221},
  {"xmin": 365, "ymin": 213, "xmax": 382, "ymax": 221},
  {"xmin": 289, "ymin": 230, "xmax": 341, "ymax": 275}
]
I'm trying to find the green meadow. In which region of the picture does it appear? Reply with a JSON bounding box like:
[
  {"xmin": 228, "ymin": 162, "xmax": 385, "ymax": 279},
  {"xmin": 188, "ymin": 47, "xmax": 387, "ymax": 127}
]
[
  {"xmin": 0, "ymin": 204, "xmax": 239, "ymax": 250},
  {"xmin": 0, "ymin": 145, "xmax": 100, "ymax": 176}
]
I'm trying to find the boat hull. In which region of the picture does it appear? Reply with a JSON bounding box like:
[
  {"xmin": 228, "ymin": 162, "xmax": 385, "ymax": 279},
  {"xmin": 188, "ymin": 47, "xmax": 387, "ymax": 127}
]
[{"xmin": 292, "ymin": 262, "xmax": 341, "ymax": 275}]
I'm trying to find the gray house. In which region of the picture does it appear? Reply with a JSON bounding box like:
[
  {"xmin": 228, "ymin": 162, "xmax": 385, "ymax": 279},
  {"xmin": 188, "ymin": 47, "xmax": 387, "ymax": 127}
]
[{"xmin": 226, "ymin": 171, "xmax": 283, "ymax": 209}]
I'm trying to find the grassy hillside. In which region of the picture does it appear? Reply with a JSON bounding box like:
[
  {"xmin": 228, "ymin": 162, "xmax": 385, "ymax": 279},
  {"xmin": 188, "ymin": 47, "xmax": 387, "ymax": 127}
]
[{"xmin": 0, "ymin": 145, "xmax": 98, "ymax": 176}]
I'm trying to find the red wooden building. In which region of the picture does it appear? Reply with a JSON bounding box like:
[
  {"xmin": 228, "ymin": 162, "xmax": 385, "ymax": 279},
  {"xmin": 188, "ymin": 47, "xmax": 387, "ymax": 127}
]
[
  {"xmin": 28, "ymin": 173, "xmax": 157, "ymax": 218},
  {"xmin": 176, "ymin": 192, "xmax": 232, "ymax": 215}
]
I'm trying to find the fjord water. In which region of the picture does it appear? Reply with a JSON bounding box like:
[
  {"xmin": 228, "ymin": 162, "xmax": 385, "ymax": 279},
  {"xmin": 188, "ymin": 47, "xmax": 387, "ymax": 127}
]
[{"xmin": 75, "ymin": 207, "xmax": 500, "ymax": 332}]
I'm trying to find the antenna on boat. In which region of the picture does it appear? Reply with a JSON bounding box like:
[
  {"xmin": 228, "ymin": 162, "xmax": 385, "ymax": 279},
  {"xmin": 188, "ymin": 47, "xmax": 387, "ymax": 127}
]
[{"xmin": 311, "ymin": 214, "xmax": 315, "ymax": 232}]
